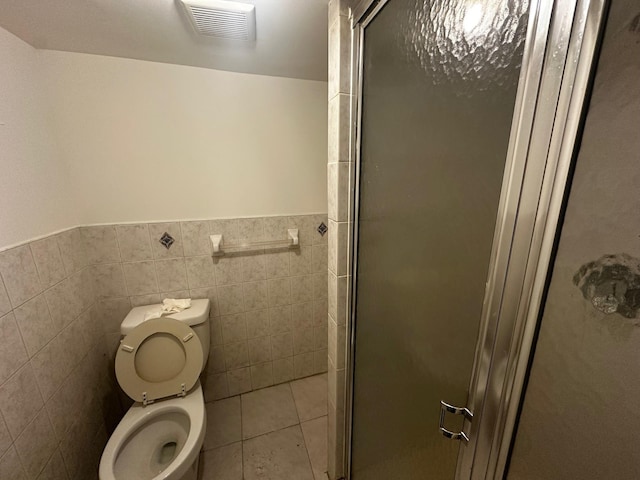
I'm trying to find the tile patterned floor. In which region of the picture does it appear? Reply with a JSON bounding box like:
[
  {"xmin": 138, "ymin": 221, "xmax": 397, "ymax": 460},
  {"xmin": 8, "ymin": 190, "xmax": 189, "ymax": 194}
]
[{"xmin": 199, "ymin": 373, "xmax": 328, "ymax": 480}]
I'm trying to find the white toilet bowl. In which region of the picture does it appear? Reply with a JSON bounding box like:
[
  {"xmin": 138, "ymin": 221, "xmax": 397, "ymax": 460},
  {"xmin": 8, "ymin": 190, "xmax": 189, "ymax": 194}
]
[
  {"xmin": 99, "ymin": 382, "xmax": 206, "ymax": 480},
  {"xmin": 99, "ymin": 299, "xmax": 211, "ymax": 480}
]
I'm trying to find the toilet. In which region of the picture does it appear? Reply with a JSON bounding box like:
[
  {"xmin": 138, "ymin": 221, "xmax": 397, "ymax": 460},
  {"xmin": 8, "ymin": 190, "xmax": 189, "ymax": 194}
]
[{"xmin": 99, "ymin": 299, "xmax": 211, "ymax": 480}]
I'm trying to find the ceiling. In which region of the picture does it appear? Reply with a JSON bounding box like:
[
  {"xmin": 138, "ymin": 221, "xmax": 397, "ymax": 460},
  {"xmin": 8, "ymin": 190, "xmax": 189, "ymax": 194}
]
[{"xmin": 0, "ymin": 0, "xmax": 328, "ymax": 81}]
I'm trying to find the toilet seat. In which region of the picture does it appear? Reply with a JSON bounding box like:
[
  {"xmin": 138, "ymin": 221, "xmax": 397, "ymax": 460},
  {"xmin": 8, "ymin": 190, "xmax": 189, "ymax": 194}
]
[{"xmin": 115, "ymin": 318, "xmax": 203, "ymax": 404}]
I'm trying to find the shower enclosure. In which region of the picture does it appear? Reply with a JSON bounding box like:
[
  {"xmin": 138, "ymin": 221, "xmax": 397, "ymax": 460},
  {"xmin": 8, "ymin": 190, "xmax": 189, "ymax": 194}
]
[{"xmin": 344, "ymin": 0, "xmax": 607, "ymax": 478}]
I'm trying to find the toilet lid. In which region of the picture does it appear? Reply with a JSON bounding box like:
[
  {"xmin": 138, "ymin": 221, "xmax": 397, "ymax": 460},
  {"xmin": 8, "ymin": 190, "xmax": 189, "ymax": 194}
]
[{"xmin": 115, "ymin": 318, "xmax": 203, "ymax": 404}]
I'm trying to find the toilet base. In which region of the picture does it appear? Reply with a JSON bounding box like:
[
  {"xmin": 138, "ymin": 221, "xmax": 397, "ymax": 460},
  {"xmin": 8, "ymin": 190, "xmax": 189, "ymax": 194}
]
[{"xmin": 181, "ymin": 455, "xmax": 199, "ymax": 480}]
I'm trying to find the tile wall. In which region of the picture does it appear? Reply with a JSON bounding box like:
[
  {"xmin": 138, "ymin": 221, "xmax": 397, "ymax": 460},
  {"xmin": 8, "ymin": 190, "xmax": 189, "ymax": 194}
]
[
  {"xmin": 327, "ymin": 1, "xmax": 355, "ymax": 479},
  {"xmin": 0, "ymin": 228, "xmax": 119, "ymax": 480},
  {"xmin": 90, "ymin": 214, "xmax": 329, "ymax": 403}
]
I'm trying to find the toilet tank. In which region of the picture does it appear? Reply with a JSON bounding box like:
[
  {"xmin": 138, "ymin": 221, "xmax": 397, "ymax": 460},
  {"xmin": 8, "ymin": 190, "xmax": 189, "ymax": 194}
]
[{"xmin": 120, "ymin": 299, "xmax": 211, "ymax": 371}]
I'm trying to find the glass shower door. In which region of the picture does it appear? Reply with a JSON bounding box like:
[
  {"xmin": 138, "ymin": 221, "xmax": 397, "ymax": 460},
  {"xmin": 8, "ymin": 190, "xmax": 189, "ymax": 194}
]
[{"xmin": 350, "ymin": 0, "xmax": 529, "ymax": 478}]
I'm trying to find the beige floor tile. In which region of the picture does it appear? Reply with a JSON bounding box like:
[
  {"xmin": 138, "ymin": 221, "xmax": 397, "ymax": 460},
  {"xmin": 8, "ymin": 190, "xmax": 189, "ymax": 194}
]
[
  {"xmin": 290, "ymin": 373, "xmax": 327, "ymax": 422},
  {"xmin": 199, "ymin": 442, "xmax": 242, "ymax": 480},
  {"xmin": 203, "ymin": 397, "xmax": 241, "ymax": 450},
  {"xmin": 301, "ymin": 416, "xmax": 328, "ymax": 480},
  {"xmin": 243, "ymin": 425, "xmax": 314, "ymax": 480},
  {"xmin": 241, "ymin": 383, "xmax": 299, "ymax": 439}
]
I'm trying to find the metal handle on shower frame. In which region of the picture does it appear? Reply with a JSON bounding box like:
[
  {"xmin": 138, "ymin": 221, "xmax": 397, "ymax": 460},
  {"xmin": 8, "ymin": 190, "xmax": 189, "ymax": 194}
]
[{"xmin": 439, "ymin": 401, "xmax": 473, "ymax": 443}]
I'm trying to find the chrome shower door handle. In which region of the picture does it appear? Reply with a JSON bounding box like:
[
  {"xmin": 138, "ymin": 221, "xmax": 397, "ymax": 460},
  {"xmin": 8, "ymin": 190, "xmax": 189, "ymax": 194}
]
[{"xmin": 439, "ymin": 400, "xmax": 473, "ymax": 443}]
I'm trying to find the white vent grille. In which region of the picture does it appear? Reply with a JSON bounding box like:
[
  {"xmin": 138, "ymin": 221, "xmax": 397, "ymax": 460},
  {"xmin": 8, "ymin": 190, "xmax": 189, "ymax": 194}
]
[{"xmin": 180, "ymin": 0, "xmax": 256, "ymax": 41}]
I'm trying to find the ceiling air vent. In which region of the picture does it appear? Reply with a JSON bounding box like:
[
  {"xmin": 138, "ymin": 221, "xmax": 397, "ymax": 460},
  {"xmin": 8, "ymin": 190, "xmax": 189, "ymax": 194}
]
[{"xmin": 180, "ymin": 0, "xmax": 256, "ymax": 41}]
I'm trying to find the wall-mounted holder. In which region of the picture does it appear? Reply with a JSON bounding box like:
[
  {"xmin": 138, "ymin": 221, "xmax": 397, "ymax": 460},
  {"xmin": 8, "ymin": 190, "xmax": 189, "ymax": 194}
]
[{"xmin": 210, "ymin": 229, "xmax": 299, "ymax": 256}]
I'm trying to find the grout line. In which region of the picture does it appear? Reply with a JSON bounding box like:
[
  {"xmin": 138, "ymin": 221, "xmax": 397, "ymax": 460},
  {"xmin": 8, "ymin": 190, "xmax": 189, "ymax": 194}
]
[
  {"xmin": 289, "ymin": 379, "xmax": 317, "ymax": 477},
  {"xmin": 239, "ymin": 392, "xmax": 244, "ymax": 480},
  {"xmin": 0, "ymin": 214, "xmax": 329, "ymax": 254}
]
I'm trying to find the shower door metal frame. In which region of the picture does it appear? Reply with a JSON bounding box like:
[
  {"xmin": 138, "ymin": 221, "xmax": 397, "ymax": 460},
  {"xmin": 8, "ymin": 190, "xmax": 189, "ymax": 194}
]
[{"xmin": 344, "ymin": 0, "xmax": 607, "ymax": 479}]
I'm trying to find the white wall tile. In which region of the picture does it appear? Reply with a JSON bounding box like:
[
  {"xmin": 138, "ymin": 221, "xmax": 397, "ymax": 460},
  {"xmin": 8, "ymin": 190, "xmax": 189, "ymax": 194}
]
[
  {"xmin": 36, "ymin": 448, "xmax": 67, "ymax": 480},
  {"xmin": 97, "ymin": 297, "xmax": 131, "ymax": 334},
  {"xmin": 0, "ymin": 313, "xmax": 29, "ymax": 386},
  {"xmin": 242, "ymin": 253, "xmax": 266, "ymax": 282},
  {"xmin": 224, "ymin": 342, "xmax": 249, "ymax": 370},
  {"xmin": 243, "ymin": 281, "xmax": 268, "ymax": 312},
  {"xmin": 0, "ymin": 446, "xmax": 26, "ymax": 479},
  {"xmin": 328, "ymin": 15, "xmax": 352, "ymax": 100},
  {"xmin": 267, "ymin": 278, "xmax": 291, "ymax": 307},
  {"xmin": 56, "ymin": 229, "xmax": 86, "ymax": 275},
  {"xmin": 155, "ymin": 258, "xmax": 188, "ymax": 292},
  {"xmin": 311, "ymin": 245, "xmax": 328, "ymax": 273},
  {"xmin": 82, "ymin": 226, "xmax": 120, "ymax": 265},
  {"xmin": 29, "ymin": 237, "xmax": 66, "ymax": 289},
  {"xmin": 250, "ymin": 363, "xmax": 274, "ymax": 390},
  {"xmin": 291, "ymin": 275, "xmax": 314, "ymax": 304},
  {"xmin": 313, "ymin": 298, "xmax": 328, "ymax": 327},
  {"xmin": 129, "ymin": 290, "xmax": 162, "ymax": 307},
  {"xmin": 148, "ymin": 222, "xmax": 184, "ymax": 259},
  {"xmin": 122, "ymin": 261, "xmax": 158, "ymax": 296},
  {"xmin": 270, "ymin": 333, "xmax": 293, "ymax": 360},
  {"xmin": 203, "ymin": 372, "xmax": 229, "ymax": 402},
  {"xmin": 207, "ymin": 346, "xmax": 226, "ymax": 374},
  {"xmin": 269, "ymin": 305, "xmax": 292, "ymax": 334},
  {"xmin": 0, "ymin": 415, "xmax": 11, "ymax": 458},
  {"xmin": 92, "ymin": 264, "xmax": 126, "ymax": 298},
  {"xmin": 207, "ymin": 318, "xmax": 223, "ymax": 348},
  {"xmin": 221, "ymin": 314, "xmax": 247, "ymax": 344},
  {"xmin": 0, "ymin": 246, "xmax": 42, "ymax": 308},
  {"xmin": 328, "ymin": 273, "xmax": 348, "ymax": 326},
  {"xmin": 313, "ymin": 350, "xmax": 328, "ymax": 374},
  {"xmin": 217, "ymin": 284, "xmax": 244, "ymax": 315},
  {"xmin": 209, "ymin": 219, "xmax": 239, "ymax": 245},
  {"xmin": 313, "ymin": 272, "xmax": 328, "ymax": 300},
  {"xmin": 0, "ymin": 364, "xmax": 44, "ymax": 440},
  {"xmin": 14, "ymin": 407, "xmax": 57, "ymax": 478},
  {"xmin": 294, "ymin": 352, "xmax": 315, "ymax": 379},
  {"xmin": 272, "ymin": 358, "xmax": 294, "ymax": 384},
  {"xmin": 265, "ymin": 252, "xmax": 290, "ymax": 279},
  {"xmin": 189, "ymin": 287, "xmax": 220, "ymax": 317},
  {"xmin": 30, "ymin": 336, "xmax": 68, "ymax": 403},
  {"xmin": 116, "ymin": 224, "xmax": 152, "ymax": 262},
  {"xmin": 328, "ymin": 220, "xmax": 348, "ymax": 276},
  {"xmin": 214, "ymin": 256, "xmax": 243, "ymax": 286},
  {"xmin": 185, "ymin": 256, "xmax": 215, "ymax": 289},
  {"xmin": 180, "ymin": 221, "xmax": 211, "ymax": 257},
  {"xmin": 227, "ymin": 367, "xmax": 252, "ymax": 396},
  {"xmin": 245, "ymin": 309, "xmax": 270, "ymax": 339},
  {"xmin": 289, "ymin": 247, "xmax": 312, "ymax": 276},
  {"xmin": 237, "ymin": 218, "xmax": 264, "ymax": 243},
  {"xmin": 314, "ymin": 324, "xmax": 328, "ymax": 351},
  {"xmin": 327, "ymin": 95, "xmax": 351, "ymax": 164},
  {"xmin": 13, "ymin": 294, "xmax": 56, "ymax": 357},
  {"xmin": 288, "ymin": 216, "xmax": 316, "ymax": 247},
  {"xmin": 294, "ymin": 328, "xmax": 315, "ymax": 355},
  {"xmin": 0, "ymin": 279, "xmax": 11, "ymax": 318},
  {"xmin": 292, "ymin": 302, "xmax": 314, "ymax": 330},
  {"xmin": 263, "ymin": 216, "xmax": 290, "ymax": 242},
  {"xmin": 248, "ymin": 336, "xmax": 271, "ymax": 365},
  {"xmin": 44, "ymin": 278, "xmax": 76, "ymax": 331}
]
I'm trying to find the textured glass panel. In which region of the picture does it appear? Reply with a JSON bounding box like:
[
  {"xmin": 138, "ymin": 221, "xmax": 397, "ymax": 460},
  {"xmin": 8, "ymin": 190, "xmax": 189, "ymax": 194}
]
[
  {"xmin": 350, "ymin": 0, "xmax": 528, "ymax": 478},
  {"xmin": 508, "ymin": 3, "xmax": 640, "ymax": 479}
]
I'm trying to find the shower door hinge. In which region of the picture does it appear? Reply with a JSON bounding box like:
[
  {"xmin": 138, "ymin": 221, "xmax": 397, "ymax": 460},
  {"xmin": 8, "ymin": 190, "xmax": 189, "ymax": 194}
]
[{"xmin": 439, "ymin": 400, "xmax": 473, "ymax": 443}]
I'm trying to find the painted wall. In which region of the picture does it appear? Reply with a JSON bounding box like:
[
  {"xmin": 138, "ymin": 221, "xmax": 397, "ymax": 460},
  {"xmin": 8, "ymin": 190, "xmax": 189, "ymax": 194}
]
[
  {"xmin": 508, "ymin": 2, "xmax": 640, "ymax": 478},
  {"xmin": 0, "ymin": 28, "xmax": 79, "ymax": 249},
  {"xmin": 39, "ymin": 50, "xmax": 328, "ymax": 225}
]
